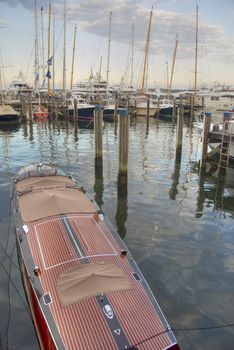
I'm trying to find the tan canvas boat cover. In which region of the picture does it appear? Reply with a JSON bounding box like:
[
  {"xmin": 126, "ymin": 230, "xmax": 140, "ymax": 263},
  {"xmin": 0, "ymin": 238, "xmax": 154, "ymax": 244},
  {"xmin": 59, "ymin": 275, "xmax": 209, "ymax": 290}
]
[
  {"xmin": 0, "ymin": 105, "xmax": 18, "ymax": 116},
  {"xmin": 16, "ymin": 175, "xmax": 75, "ymax": 193},
  {"xmin": 57, "ymin": 262, "xmax": 133, "ymax": 306},
  {"xmin": 19, "ymin": 187, "xmax": 96, "ymax": 222}
]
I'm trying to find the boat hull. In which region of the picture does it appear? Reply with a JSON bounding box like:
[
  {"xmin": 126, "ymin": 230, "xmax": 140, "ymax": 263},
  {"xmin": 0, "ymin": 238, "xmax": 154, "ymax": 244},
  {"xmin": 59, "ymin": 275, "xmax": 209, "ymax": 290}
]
[
  {"xmin": 0, "ymin": 114, "xmax": 21, "ymax": 124},
  {"xmin": 135, "ymin": 107, "xmax": 157, "ymax": 117},
  {"xmin": 17, "ymin": 244, "xmax": 56, "ymax": 350},
  {"xmin": 33, "ymin": 112, "xmax": 49, "ymax": 119},
  {"xmin": 68, "ymin": 107, "xmax": 95, "ymax": 121}
]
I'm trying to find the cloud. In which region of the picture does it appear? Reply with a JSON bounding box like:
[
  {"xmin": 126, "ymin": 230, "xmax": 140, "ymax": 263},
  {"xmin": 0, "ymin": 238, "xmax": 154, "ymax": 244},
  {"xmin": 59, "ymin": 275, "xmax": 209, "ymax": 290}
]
[{"xmin": 1, "ymin": 0, "xmax": 234, "ymax": 63}]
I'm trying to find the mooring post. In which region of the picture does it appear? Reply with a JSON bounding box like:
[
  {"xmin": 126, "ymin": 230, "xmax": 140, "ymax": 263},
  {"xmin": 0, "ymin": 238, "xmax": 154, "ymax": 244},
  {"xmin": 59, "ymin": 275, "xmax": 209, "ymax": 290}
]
[
  {"xmin": 21, "ymin": 97, "xmax": 26, "ymax": 120},
  {"xmin": 200, "ymin": 112, "xmax": 212, "ymax": 171},
  {"xmin": 172, "ymin": 98, "xmax": 177, "ymax": 120},
  {"xmin": 118, "ymin": 108, "xmax": 129, "ymax": 186},
  {"xmin": 223, "ymin": 111, "xmax": 231, "ymax": 131},
  {"xmin": 190, "ymin": 94, "xmax": 194, "ymax": 119},
  {"xmin": 94, "ymin": 104, "xmax": 103, "ymax": 168},
  {"xmin": 146, "ymin": 97, "xmax": 150, "ymax": 120},
  {"xmin": 74, "ymin": 98, "xmax": 78, "ymax": 120},
  {"xmin": 28, "ymin": 93, "xmax": 32, "ymax": 120},
  {"xmin": 176, "ymin": 103, "xmax": 184, "ymax": 159},
  {"xmin": 114, "ymin": 95, "xmax": 119, "ymax": 124}
]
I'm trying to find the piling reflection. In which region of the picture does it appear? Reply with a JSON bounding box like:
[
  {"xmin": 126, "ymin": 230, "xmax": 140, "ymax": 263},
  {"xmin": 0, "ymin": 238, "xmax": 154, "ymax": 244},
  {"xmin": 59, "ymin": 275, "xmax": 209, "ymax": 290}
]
[
  {"xmin": 169, "ymin": 153, "xmax": 181, "ymax": 200},
  {"xmin": 94, "ymin": 163, "xmax": 104, "ymax": 208},
  {"xmin": 196, "ymin": 161, "xmax": 234, "ymax": 216},
  {"xmin": 196, "ymin": 171, "xmax": 205, "ymax": 218},
  {"xmin": 115, "ymin": 184, "xmax": 128, "ymax": 239}
]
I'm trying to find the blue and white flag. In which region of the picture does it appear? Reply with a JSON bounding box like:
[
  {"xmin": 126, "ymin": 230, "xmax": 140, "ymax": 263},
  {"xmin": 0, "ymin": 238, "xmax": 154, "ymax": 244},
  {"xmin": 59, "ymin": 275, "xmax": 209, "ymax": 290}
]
[
  {"xmin": 46, "ymin": 69, "xmax": 51, "ymax": 79},
  {"xmin": 47, "ymin": 57, "xmax": 53, "ymax": 66}
]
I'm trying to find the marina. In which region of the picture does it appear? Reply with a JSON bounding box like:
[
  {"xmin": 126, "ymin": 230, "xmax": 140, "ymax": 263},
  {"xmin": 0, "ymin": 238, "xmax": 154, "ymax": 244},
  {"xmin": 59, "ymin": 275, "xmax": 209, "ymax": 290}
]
[
  {"xmin": 0, "ymin": 1, "xmax": 234, "ymax": 349},
  {"xmin": 0, "ymin": 116, "xmax": 233, "ymax": 350}
]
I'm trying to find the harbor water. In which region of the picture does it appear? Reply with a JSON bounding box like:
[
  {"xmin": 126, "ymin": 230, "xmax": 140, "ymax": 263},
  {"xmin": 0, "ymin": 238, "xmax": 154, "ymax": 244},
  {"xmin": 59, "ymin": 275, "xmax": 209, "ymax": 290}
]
[{"xmin": 0, "ymin": 117, "xmax": 233, "ymax": 349}]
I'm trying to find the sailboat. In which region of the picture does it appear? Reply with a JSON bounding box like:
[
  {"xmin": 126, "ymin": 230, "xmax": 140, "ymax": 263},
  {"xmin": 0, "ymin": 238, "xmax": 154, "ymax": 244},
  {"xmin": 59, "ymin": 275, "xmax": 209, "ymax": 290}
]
[
  {"xmin": 0, "ymin": 104, "xmax": 21, "ymax": 125},
  {"xmin": 102, "ymin": 11, "xmax": 118, "ymax": 121},
  {"xmin": 33, "ymin": 0, "xmax": 49, "ymax": 120},
  {"xmin": 130, "ymin": 10, "xmax": 158, "ymax": 117},
  {"xmin": 157, "ymin": 36, "xmax": 178, "ymax": 119}
]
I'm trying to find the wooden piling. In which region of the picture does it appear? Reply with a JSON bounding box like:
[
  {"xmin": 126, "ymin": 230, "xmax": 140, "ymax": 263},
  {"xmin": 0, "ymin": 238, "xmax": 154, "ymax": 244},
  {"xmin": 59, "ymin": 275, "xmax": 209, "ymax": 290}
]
[
  {"xmin": 176, "ymin": 103, "xmax": 184, "ymax": 159},
  {"xmin": 22, "ymin": 97, "xmax": 27, "ymax": 120},
  {"xmin": 118, "ymin": 108, "xmax": 129, "ymax": 186},
  {"xmin": 172, "ymin": 98, "xmax": 177, "ymax": 120},
  {"xmin": 94, "ymin": 105, "xmax": 103, "ymax": 168},
  {"xmin": 114, "ymin": 95, "xmax": 119, "ymax": 124},
  {"xmin": 223, "ymin": 111, "xmax": 231, "ymax": 130},
  {"xmin": 28, "ymin": 93, "xmax": 32, "ymax": 120},
  {"xmin": 200, "ymin": 112, "xmax": 211, "ymax": 171},
  {"xmin": 74, "ymin": 98, "xmax": 78, "ymax": 120},
  {"xmin": 146, "ymin": 97, "xmax": 150, "ymax": 121}
]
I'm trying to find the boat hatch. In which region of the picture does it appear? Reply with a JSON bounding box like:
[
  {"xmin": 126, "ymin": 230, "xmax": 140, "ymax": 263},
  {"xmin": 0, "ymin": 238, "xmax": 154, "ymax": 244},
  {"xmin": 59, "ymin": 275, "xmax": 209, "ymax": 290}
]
[{"xmin": 56, "ymin": 262, "xmax": 133, "ymax": 306}]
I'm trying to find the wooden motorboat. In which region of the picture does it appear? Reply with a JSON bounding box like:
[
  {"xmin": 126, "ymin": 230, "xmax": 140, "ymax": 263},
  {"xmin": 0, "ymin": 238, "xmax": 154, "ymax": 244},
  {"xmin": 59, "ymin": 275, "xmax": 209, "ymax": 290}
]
[{"xmin": 12, "ymin": 164, "xmax": 180, "ymax": 350}]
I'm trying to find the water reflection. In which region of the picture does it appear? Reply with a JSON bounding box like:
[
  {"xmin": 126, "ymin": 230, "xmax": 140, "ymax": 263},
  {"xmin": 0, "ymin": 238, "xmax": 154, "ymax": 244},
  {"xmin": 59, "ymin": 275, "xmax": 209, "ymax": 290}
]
[
  {"xmin": 0, "ymin": 119, "xmax": 233, "ymax": 350},
  {"xmin": 94, "ymin": 164, "xmax": 104, "ymax": 208},
  {"xmin": 115, "ymin": 184, "xmax": 128, "ymax": 239},
  {"xmin": 196, "ymin": 161, "xmax": 234, "ymax": 216},
  {"xmin": 169, "ymin": 153, "xmax": 181, "ymax": 200}
]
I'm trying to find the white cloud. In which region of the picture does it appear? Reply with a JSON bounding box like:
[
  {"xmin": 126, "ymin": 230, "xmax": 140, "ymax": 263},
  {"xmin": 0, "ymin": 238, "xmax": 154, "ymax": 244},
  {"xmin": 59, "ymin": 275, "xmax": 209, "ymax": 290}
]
[{"xmin": 1, "ymin": 0, "xmax": 234, "ymax": 63}]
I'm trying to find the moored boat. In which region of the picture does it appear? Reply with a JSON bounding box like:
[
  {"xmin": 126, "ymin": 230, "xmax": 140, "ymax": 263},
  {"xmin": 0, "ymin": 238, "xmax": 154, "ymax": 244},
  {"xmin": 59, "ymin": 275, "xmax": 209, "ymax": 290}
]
[
  {"xmin": 33, "ymin": 105, "xmax": 49, "ymax": 119},
  {"xmin": 12, "ymin": 164, "xmax": 180, "ymax": 350},
  {"xmin": 0, "ymin": 104, "xmax": 21, "ymax": 125}
]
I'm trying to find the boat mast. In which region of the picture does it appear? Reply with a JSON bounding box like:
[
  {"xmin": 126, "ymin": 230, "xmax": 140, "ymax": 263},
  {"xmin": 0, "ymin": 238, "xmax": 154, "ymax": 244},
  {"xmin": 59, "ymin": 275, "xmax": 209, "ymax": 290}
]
[
  {"xmin": 0, "ymin": 67, "xmax": 3, "ymax": 105},
  {"xmin": 47, "ymin": 2, "xmax": 51, "ymax": 95},
  {"xmin": 53, "ymin": 11, "xmax": 55, "ymax": 92},
  {"xmin": 141, "ymin": 10, "xmax": 152, "ymax": 95},
  {"xmin": 70, "ymin": 24, "xmax": 77, "ymax": 90},
  {"xmin": 99, "ymin": 55, "xmax": 103, "ymax": 81},
  {"xmin": 40, "ymin": 6, "xmax": 45, "ymax": 86},
  {"xmin": 194, "ymin": 4, "xmax": 198, "ymax": 103},
  {"xmin": 106, "ymin": 11, "xmax": 112, "ymax": 97},
  {"xmin": 34, "ymin": 0, "xmax": 39, "ymax": 92},
  {"xmin": 131, "ymin": 23, "xmax": 134, "ymax": 87},
  {"xmin": 62, "ymin": 0, "xmax": 67, "ymax": 95},
  {"xmin": 168, "ymin": 34, "xmax": 179, "ymax": 98}
]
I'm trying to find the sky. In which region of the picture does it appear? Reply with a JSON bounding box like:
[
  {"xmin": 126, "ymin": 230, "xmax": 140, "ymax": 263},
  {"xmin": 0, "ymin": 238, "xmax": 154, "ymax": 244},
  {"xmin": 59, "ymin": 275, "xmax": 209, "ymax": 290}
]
[{"xmin": 0, "ymin": 0, "xmax": 234, "ymax": 90}]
